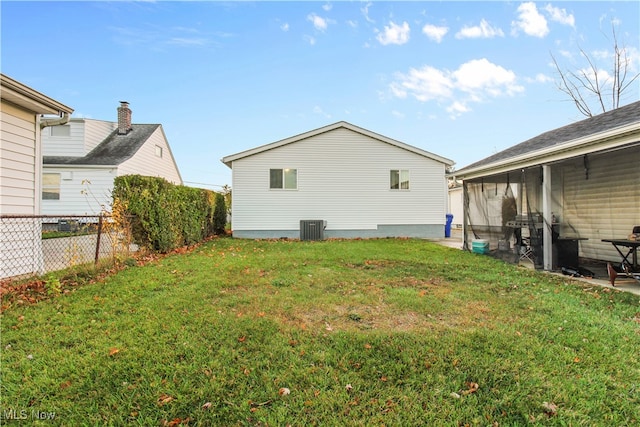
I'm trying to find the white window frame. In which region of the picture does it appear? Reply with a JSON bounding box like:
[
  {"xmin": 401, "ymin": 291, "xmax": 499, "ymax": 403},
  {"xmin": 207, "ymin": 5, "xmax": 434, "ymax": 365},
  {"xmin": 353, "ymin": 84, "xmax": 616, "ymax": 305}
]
[
  {"xmin": 270, "ymin": 168, "xmax": 297, "ymax": 190},
  {"xmin": 390, "ymin": 169, "xmax": 410, "ymax": 190},
  {"xmin": 155, "ymin": 145, "xmax": 163, "ymax": 158},
  {"xmin": 50, "ymin": 125, "xmax": 71, "ymax": 137},
  {"xmin": 42, "ymin": 173, "xmax": 61, "ymax": 200}
]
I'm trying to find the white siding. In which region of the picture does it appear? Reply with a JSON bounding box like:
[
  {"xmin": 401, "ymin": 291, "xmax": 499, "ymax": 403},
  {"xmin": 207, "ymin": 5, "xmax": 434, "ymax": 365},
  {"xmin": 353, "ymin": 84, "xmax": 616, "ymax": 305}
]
[
  {"xmin": 0, "ymin": 101, "xmax": 44, "ymax": 277},
  {"xmin": 84, "ymin": 119, "xmax": 117, "ymax": 153},
  {"xmin": 42, "ymin": 119, "xmax": 116, "ymax": 157},
  {"xmin": 118, "ymin": 127, "xmax": 182, "ymax": 184},
  {"xmin": 231, "ymin": 127, "xmax": 447, "ymax": 232},
  {"xmin": 561, "ymin": 145, "xmax": 640, "ymax": 262},
  {"xmin": 42, "ymin": 119, "xmax": 85, "ymax": 157},
  {"xmin": 448, "ymin": 186, "xmax": 464, "ymax": 228},
  {"xmin": 1, "ymin": 102, "xmax": 37, "ymax": 215},
  {"xmin": 41, "ymin": 167, "xmax": 116, "ymax": 216}
]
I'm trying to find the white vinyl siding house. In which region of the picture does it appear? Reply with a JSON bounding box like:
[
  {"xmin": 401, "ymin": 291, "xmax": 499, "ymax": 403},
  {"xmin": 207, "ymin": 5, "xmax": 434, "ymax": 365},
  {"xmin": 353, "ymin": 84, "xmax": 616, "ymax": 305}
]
[
  {"xmin": 1, "ymin": 73, "xmax": 73, "ymax": 278},
  {"xmin": 118, "ymin": 126, "xmax": 181, "ymax": 182},
  {"xmin": 42, "ymin": 105, "xmax": 182, "ymax": 215},
  {"xmin": 223, "ymin": 122, "xmax": 454, "ymax": 239}
]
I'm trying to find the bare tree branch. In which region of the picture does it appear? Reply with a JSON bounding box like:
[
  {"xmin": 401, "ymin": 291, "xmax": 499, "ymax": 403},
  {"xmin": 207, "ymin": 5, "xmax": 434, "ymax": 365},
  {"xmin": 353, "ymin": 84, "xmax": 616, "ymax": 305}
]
[{"xmin": 550, "ymin": 22, "xmax": 639, "ymax": 117}]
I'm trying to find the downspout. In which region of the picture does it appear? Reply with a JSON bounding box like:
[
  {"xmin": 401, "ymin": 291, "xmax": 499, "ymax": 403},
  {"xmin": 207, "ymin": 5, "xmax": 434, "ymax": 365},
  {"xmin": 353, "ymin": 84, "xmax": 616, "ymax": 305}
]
[{"xmin": 40, "ymin": 111, "xmax": 70, "ymax": 129}]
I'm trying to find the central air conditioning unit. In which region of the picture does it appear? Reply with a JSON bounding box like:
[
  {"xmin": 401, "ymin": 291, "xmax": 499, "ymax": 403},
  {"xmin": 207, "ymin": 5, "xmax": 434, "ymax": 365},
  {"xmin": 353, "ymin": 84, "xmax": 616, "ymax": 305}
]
[{"xmin": 300, "ymin": 220, "xmax": 327, "ymax": 241}]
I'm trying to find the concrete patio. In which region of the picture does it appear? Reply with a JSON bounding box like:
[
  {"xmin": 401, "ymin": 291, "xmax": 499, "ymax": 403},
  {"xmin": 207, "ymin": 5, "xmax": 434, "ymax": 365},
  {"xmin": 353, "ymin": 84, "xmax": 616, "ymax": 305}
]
[{"xmin": 431, "ymin": 228, "xmax": 640, "ymax": 296}]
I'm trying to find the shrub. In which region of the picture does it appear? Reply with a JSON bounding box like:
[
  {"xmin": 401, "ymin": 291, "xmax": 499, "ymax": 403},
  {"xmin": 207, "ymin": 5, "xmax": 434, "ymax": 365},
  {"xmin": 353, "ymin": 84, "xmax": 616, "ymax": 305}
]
[{"xmin": 112, "ymin": 175, "xmax": 224, "ymax": 253}]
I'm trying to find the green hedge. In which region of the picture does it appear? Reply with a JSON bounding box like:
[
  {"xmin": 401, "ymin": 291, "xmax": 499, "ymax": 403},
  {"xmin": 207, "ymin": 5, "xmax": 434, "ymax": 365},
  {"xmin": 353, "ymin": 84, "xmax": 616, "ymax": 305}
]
[{"xmin": 112, "ymin": 175, "xmax": 224, "ymax": 253}]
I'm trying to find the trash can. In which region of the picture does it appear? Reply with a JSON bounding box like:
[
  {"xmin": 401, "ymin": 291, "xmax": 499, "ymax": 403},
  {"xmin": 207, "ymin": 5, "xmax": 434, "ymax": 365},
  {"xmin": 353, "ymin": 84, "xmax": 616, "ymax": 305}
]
[{"xmin": 445, "ymin": 214, "xmax": 454, "ymax": 238}]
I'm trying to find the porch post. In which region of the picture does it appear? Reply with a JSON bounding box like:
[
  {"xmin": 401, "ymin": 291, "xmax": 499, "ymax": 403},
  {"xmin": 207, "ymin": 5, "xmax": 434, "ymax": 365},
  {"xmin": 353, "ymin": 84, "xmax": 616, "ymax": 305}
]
[
  {"xmin": 542, "ymin": 164, "xmax": 552, "ymax": 270},
  {"xmin": 462, "ymin": 180, "xmax": 469, "ymax": 251}
]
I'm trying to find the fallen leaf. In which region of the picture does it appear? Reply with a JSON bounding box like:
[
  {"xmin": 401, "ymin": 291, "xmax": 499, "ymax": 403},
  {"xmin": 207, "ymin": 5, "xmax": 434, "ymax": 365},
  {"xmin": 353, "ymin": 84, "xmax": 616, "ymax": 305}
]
[
  {"xmin": 109, "ymin": 348, "xmax": 120, "ymax": 357},
  {"xmin": 364, "ymin": 343, "xmax": 372, "ymax": 349},
  {"xmin": 542, "ymin": 401, "xmax": 558, "ymax": 416},
  {"xmin": 60, "ymin": 380, "xmax": 72, "ymax": 389},
  {"xmin": 450, "ymin": 392, "xmax": 461, "ymax": 399},
  {"xmin": 461, "ymin": 382, "xmax": 479, "ymax": 395},
  {"xmin": 345, "ymin": 384, "xmax": 353, "ymax": 392},
  {"xmin": 158, "ymin": 394, "xmax": 174, "ymax": 406},
  {"xmin": 279, "ymin": 387, "xmax": 290, "ymax": 396},
  {"xmin": 238, "ymin": 336, "xmax": 246, "ymax": 342},
  {"xmin": 202, "ymin": 402, "xmax": 212, "ymax": 410}
]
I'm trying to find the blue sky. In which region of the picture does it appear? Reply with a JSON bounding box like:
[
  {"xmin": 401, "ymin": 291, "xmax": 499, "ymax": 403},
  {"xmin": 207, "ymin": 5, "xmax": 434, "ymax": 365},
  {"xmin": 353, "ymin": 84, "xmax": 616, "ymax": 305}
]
[{"xmin": 2, "ymin": 1, "xmax": 639, "ymax": 189}]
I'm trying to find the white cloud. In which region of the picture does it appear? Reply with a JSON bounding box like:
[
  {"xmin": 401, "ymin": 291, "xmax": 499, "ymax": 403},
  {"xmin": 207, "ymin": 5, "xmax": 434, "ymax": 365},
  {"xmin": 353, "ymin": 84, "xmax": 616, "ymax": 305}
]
[
  {"xmin": 544, "ymin": 4, "xmax": 575, "ymax": 27},
  {"xmin": 390, "ymin": 58, "xmax": 524, "ymax": 117},
  {"xmin": 453, "ymin": 59, "xmax": 523, "ymax": 96},
  {"xmin": 534, "ymin": 73, "xmax": 554, "ymax": 83},
  {"xmin": 307, "ymin": 13, "xmax": 328, "ymax": 32},
  {"xmin": 390, "ymin": 66, "xmax": 453, "ymax": 101},
  {"xmin": 455, "ymin": 19, "xmax": 504, "ymax": 39},
  {"xmin": 377, "ymin": 21, "xmax": 410, "ymax": 46},
  {"xmin": 422, "ymin": 24, "xmax": 448, "ymax": 43},
  {"xmin": 512, "ymin": 2, "xmax": 549, "ymax": 38},
  {"xmin": 447, "ymin": 101, "xmax": 471, "ymax": 117},
  {"xmin": 391, "ymin": 110, "xmax": 405, "ymax": 119},
  {"xmin": 361, "ymin": 2, "xmax": 374, "ymax": 23},
  {"xmin": 347, "ymin": 20, "xmax": 358, "ymax": 29},
  {"xmin": 313, "ymin": 105, "xmax": 331, "ymax": 118},
  {"xmin": 322, "ymin": 3, "xmax": 332, "ymax": 12},
  {"xmin": 304, "ymin": 35, "xmax": 316, "ymax": 45},
  {"xmin": 281, "ymin": 23, "xmax": 290, "ymax": 32}
]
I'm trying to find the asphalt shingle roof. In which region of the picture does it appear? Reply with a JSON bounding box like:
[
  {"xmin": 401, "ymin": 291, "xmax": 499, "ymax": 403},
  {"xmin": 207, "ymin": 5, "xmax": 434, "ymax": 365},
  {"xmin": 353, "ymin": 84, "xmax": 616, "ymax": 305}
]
[
  {"xmin": 43, "ymin": 124, "xmax": 160, "ymax": 166},
  {"xmin": 457, "ymin": 101, "xmax": 640, "ymax": 173}
]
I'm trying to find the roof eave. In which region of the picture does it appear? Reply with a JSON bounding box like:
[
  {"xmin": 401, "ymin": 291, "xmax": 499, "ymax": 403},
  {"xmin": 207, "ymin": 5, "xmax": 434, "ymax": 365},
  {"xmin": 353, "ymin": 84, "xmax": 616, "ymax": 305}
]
[
  {"xmin": 1, "ymin": 73, "xmax": 73, "ymax": 115},
  {"xmin": 221, "ymin": 121, "xmax": 454, "ymax": 167},
  {"xmin": 452, "ymin": 122, "xmax": 640, "ymax": 180}
]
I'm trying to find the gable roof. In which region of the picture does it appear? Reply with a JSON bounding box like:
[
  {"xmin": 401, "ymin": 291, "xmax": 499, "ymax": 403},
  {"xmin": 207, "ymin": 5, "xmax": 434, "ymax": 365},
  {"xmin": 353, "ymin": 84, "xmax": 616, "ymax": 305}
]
[
  {"xmin": 222, "ymin": 121, "xmax": 454, "ymax": 168},
  {"xmin": 454, "ymin": 101, "xmax": 640, "ymax": 179},
  {"xmin": 43, "ymin": 124, "xmax": 160, "ymax": 166}
]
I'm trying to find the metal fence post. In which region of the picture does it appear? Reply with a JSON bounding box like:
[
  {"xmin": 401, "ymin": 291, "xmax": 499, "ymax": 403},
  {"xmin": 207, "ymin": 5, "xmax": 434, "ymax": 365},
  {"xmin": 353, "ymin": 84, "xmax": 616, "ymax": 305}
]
[{"xmin": 95, "ymin": 215, "xmax": 103, "ymax": 264}]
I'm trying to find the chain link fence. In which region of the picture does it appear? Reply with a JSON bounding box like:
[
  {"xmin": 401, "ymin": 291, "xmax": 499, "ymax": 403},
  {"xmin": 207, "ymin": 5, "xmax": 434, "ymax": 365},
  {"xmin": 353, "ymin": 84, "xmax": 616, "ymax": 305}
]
[{"xmin": 1, "ymin": 215, "xmax": 136, "ymax": 280}]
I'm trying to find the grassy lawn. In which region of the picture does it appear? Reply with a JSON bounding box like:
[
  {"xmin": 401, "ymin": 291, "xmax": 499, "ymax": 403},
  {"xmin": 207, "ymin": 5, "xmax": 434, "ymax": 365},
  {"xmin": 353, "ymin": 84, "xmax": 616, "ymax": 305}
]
[{"xmin": 1, "ymin": 238, "xmax": 639, "ymax": 425}]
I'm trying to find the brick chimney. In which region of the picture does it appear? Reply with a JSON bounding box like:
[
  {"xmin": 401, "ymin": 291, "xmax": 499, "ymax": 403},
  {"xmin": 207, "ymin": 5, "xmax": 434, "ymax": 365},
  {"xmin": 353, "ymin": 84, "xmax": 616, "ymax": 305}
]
[{"xmin": 117, "ymin": 101, "xmax": 132, "ymax": 135}]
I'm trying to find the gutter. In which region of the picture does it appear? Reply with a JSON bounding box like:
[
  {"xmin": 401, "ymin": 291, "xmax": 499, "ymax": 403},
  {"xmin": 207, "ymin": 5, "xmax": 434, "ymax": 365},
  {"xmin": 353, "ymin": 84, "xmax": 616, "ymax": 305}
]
[
  {"xmin": 452, "ymin": 122, "xmax": 640, "ymax": 180},
  {"xmin": 40, "ymin": 111, "xmax": 70, "ymax": 129}
]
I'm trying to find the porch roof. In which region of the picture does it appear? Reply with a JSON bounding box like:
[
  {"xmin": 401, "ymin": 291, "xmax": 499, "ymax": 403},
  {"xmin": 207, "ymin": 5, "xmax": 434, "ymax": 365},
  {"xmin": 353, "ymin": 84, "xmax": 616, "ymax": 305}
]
[{"xmin": 453, "ymin": 101, "xmax": 640, "ymax": 180}]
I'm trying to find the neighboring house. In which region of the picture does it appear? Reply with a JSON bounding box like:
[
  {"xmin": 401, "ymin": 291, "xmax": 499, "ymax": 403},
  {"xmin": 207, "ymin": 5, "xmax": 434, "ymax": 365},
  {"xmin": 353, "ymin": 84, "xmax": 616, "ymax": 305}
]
[
  {"xmin": 447, "ymin": 181, "xmax": 463, "ymax": 229},
  {"xmin": 41, "ymin": 102, "xmax": 182, "ymax": 215},
  {"xmin": 222, "ymin": 121, "xmax": 454, "ymax": 239},
  {"xmin": 1, "ymin": 73, "xmax": 74, "ymax": 278},
  {"xmin": 452, "ymin": 101, "xmax": 640, "ymax": 271}
]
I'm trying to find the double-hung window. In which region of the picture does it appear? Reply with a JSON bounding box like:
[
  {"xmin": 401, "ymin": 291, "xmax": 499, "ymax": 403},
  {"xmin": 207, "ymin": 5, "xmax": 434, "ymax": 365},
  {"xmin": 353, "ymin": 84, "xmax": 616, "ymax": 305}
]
[
  {"xmin": 270, "ymin": 168, "xmax": 297, "ymax": 189},
  {"xmin": 390, "ymin": 169, "xmax": 410, "ymax": 190},
  {"xmin": 42, "ymin": 173, "xmax": 61, "ymax": 200}
]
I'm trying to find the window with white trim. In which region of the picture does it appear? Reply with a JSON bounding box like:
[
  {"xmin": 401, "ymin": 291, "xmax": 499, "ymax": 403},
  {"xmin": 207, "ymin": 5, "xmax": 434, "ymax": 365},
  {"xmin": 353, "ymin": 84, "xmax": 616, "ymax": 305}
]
[
  {"xmin": 42, "ymin": 173, "xmax": 61, "ymax": 200},
  {"xmin": 390, "ymin": 169, "xmax": 410, "ymax": 190},
  {"xmin": 50, "ymin": 125, "xmax": 70, "ymax": 137},
  {"xmin": 270, "ymin": 168, "xmax": 297, "ymax": 189},
  {"xmin": 155, "ymin": 145, "xmax": 163, "ymax": 158}
]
